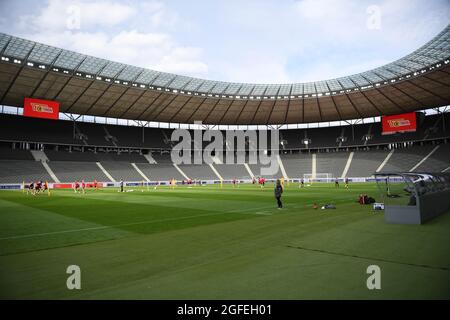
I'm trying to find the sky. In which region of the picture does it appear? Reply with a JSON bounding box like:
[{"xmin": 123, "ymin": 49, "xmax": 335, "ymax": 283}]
[{"xmin": 0, "ymin": 0, "xmax": 448, "ymax": 84}]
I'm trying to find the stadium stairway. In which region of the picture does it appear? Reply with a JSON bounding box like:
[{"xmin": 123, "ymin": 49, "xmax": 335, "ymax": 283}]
[
  {"xmin": 281, "ymin": 153, "xmax": 312, "ymax": 179},
  {"xmin": 348, "ymin": 150, "xmax": 389, "ymax": 177},
  {"xmin": 316, "ymin": 152, "xmax": 348, "ymax": 178},
  {"xmin": 380, "ymin": 145, "xmax": 435, "ymax": 172},
  {"xmin": 131, "ymin": 163, "xmax": 150, "ymax": 181},
  {"xmin": 412, "ymin": 144, "xmax": 450, "ymax": 172},
  {"xmin": 135, "ymin": 163, "xmax": 185, "ymax": 182},
  {"xmin": 49, "ymin": 161, "xmax": 111, "ymax": 183},
  {"xmin": 99, "ymin": 161, "xmax": 144, "ymax": 182},
  {"xmin": 209, "ymin": 164, "xmax": 223, "ymax": 180},
  {"xmin": 0, "ymin": 160, "xmax": 52, "ymax": 184},
  {"xmin": 214, "ymin": 164, "xmax": 251, "ymax": 180},
  {"xmin": 340, "ymin": 152, "xmax": 354, "ymax": 178},
  {"xmin": 177, "ymin": 165, "xmax": 217, "ymax": 180}
]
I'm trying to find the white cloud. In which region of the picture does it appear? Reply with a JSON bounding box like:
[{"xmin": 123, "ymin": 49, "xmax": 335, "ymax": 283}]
[
  {"xmin": 216, "ymin": 55, "xmax": 290, "ymax": 84},
  {"xmin": 18, "ymin": 0, "xmax": 136, "ymax": 32},
  {"xmin": 296, "ymin": 58, "xmax": 392, "ymax": 83},
  {"xmin": 9, "ymin": 0, "xmax": 209, "ymax": 78},
  {"xmin": 1, "ymin": 0, "xmax": 448, "ymax": 83},
  {"xmin": 154, "ymin": 47, "xmax": 208, "ymax": 76}
]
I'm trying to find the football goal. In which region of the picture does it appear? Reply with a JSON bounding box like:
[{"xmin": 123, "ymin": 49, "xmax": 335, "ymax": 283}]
[{"xmin": 303, "ymin": 173, "xmax": 334, "ymax": 183}]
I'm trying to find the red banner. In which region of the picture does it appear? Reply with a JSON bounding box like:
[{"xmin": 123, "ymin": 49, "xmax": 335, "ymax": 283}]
[
  {"xmin": 382, "ymin": 112, "xmax": 417, "ymax": 135},
  {"xmin": 23, "ymin": 98, "xmax": 59, "ymax": 120},
  {"xmin": 52, "ymin": 183, "xmax": 73, "ymax": 189},
  {"xmin": 53, "ymin": 182, "xmax": 103, "ymax": 189}
]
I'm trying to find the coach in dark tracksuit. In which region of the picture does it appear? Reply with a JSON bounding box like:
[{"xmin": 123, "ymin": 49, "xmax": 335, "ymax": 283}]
[{"xmin": 274, "ymin": 179, "xmax": 283, "ymax": 209}]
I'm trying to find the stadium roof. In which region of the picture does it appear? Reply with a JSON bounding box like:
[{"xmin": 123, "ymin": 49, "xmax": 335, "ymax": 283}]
[{"xmin": 0, "ymin": 25, "xmax": 449, "ymax": 125}]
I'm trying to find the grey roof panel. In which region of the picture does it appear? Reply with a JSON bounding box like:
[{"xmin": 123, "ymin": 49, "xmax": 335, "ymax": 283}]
[
  {"xmin": 99, "ymin": 61, "xmax": 126, "ymax": 78},
  {"xmin": 135, "ymin": 69, "xmax": 160, "ymax": 84},
  {"xmin": 77, "ymin": 56, "xmax": 108, "ymax": 74},
  {"xmin": 197, "ymin": 80, "xmax": 216, "ymax": 93},
  {"xmin": 0, "ymin": 33, "xmax": 11, "ymax": 53},
  {"xmin": 28, "ymin": 43, "xmax": 61, "ymax": 65},
  {"xmin": 237, "ymin": 84, "xmax": 254, "ymax": 95},
  {"xmin": 395, "ymin": 59, "xmax": 425, "ymax": 71},
  {"xmin": 210, "ymin": 81, "xmax": 229, "ymax": 94},
  {"xmin": 168, "ymin": 75, "xmax": 192, "ymax": 90},
  {"xmin": 314, "ymin": 81, "xmax": 328, "ymax": 93},
  {"xmin": 223, "ymin": 83, "xmax": 242, "ymax": 95},
  {"xmin": 151, "ymin": 73, "xmax": 176, "ymax": 87},
  {"xmin": 291, "ymin": 83, "xmax": 303, "ymax": 95},
  {"xmin": 251, "ymin": 85, "xmax": 267, "ymax": 96},
  {"xmin": 278, "ymin": 84, "xmax": 291, "ymax": 96},
  {"xmin": 183, "ymin": 78, "xmax": 204, "ymax": 91},
  {"xmin": 4, "ymin": 36, "xmax": 34, "ymax": 59},
  {"xmin": 117, "ymin": 65, "xmax": 143, "ymax": 82},
  {"xmin": 303, "ymin": 82, "xmax": 316, "ymax": 95},
  {"xmin": 264, "ymin": 84, "xmax": 280, "ymax": 96},
  {"xmin": 349, "ymin": 74, "xmax": 370, "ymax": 86},
  {"xmin": 361, "ymin": 71, "xmax": 384, "ymax": 83},
  {"xmin": 337, "ymin": 77, "xmax": 356, "ymax": 89},
  {"xmin": 385, "ymin": 63, "xmax": 412, "ymax": 74},
  {"xmin": 373, "ymin": 67, "xmax": 397, "ymax": 79},
  {"xmin": 326, "ymin": 79, "xmax": 343, "ymax": 91},
  {"xmin": 53, "ymin": 50, "xmax": 85, "ymax": 70}
]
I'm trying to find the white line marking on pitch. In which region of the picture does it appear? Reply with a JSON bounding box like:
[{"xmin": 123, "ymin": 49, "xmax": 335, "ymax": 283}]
[{"xmin": 0, "ymin": 205, "xmax": 276, "ymax": 241}]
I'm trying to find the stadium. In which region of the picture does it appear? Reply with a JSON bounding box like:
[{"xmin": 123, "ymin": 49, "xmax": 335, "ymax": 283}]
[{"xmin": 0, "ymin": 1, "xmax": 449, "ymax": 302}]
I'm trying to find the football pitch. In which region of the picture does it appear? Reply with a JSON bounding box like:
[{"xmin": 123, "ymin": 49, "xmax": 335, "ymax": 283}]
[{"xmin": 0, "ymin": 183, "xmax": 449, "ymax": 299}]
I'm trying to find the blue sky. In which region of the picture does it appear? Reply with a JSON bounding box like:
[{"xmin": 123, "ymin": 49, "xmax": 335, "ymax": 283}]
[{"xmin": 0, "ymin": 0, "xmax": 448, "ymax": 83}]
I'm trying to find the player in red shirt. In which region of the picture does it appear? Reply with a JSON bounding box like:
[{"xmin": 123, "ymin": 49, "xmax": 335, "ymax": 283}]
[
  {"xmin": 258, "ymin": 177, "xmax": 265, "ymax": 189},
  {"xmin": 74, "ymin": 181, "xmax": 80, "ymax": 193}
]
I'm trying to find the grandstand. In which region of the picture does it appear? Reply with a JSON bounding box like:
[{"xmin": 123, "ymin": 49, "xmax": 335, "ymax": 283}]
[
  {"xmin": 0, "ymin": 104, "xmax": 448, "ymax": 184},
  {"xmin": 0, "ymin": 117, "xmax": 449, "ymax": 184}
]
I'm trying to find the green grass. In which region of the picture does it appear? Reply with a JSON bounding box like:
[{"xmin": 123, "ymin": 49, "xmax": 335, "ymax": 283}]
[{"xmin": 0, "ymin": 182, "xmax": 449, "ymax": 299}]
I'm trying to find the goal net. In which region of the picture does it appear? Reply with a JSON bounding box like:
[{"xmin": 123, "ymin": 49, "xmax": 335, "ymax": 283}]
[{"xmin": 303, "ymin": 173, "xmax": 334, "ymax": 183}]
